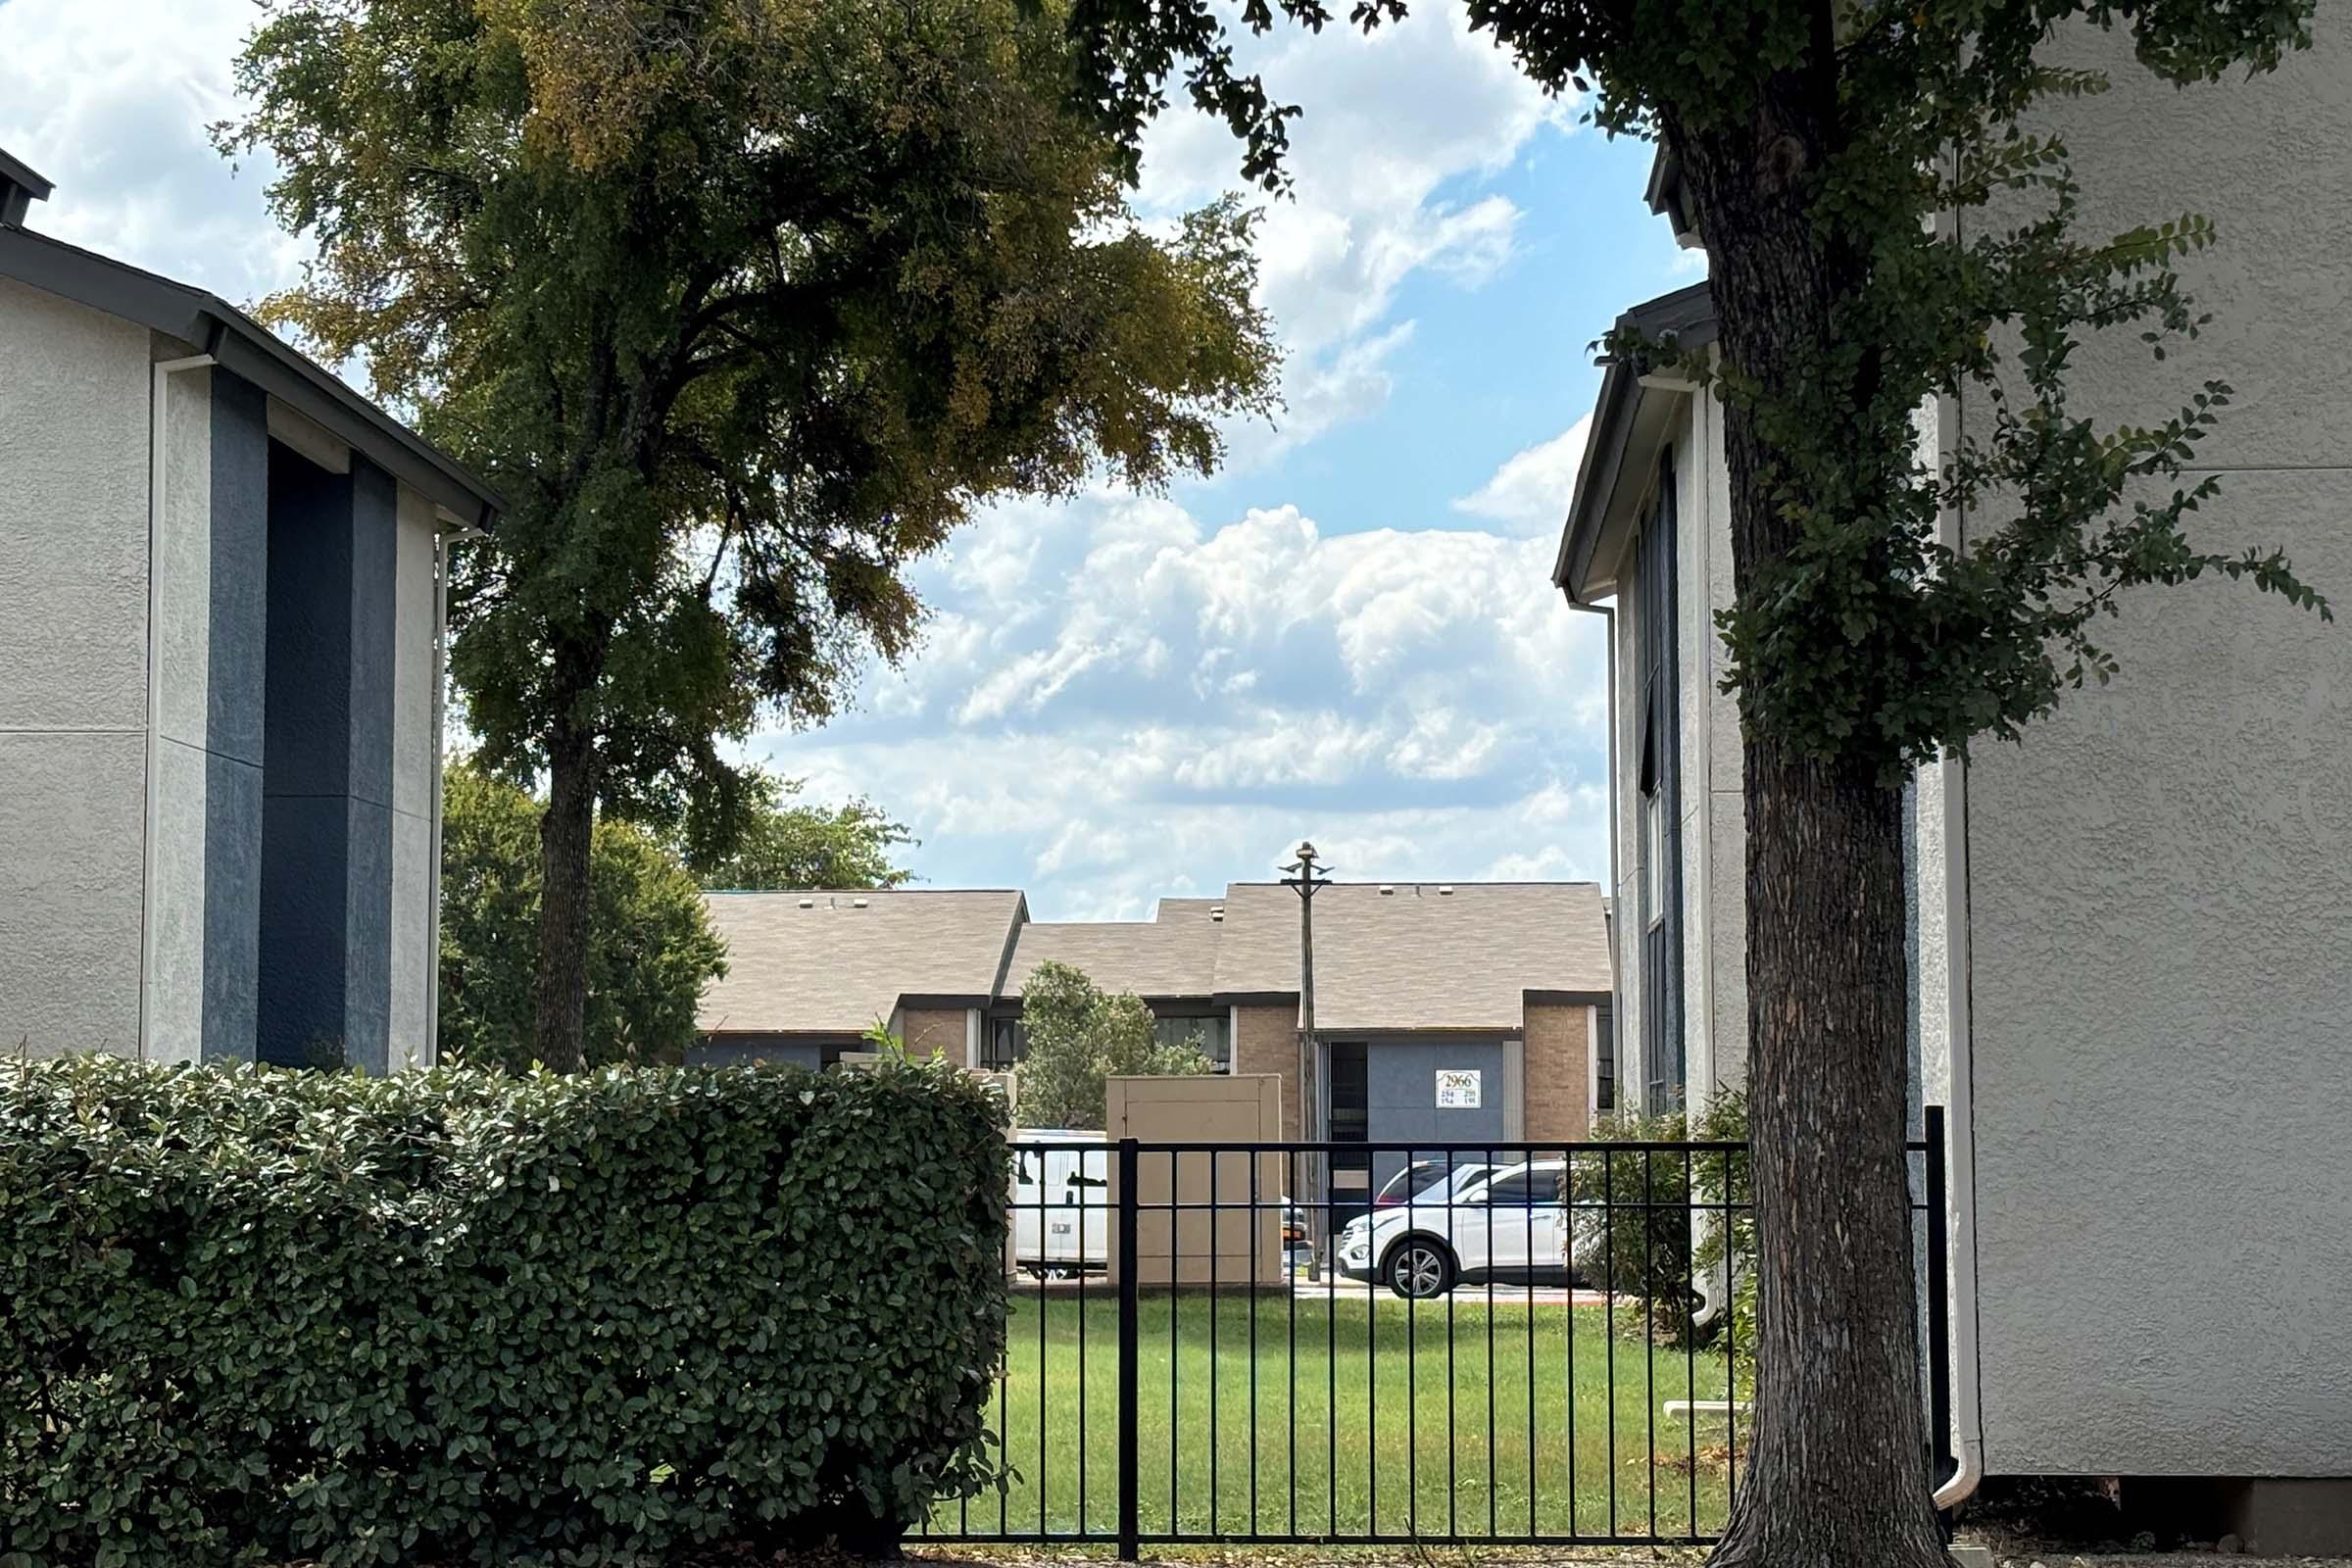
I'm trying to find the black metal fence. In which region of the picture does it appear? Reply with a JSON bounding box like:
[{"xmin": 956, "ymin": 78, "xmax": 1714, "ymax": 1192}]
[{"xmin": 919, "ymin": 1111, "xmax": 1949, "ymax": 1553}]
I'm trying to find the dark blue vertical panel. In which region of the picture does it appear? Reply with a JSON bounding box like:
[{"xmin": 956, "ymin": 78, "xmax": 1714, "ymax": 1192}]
[{"xmin": 258, "ymin": 446, "xmax": 354, "ymax": 1066}]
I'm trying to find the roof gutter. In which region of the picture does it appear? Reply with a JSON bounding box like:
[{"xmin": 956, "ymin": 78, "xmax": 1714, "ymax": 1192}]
[
  {"xmin": 1554, "ymin": 281, "xmax": 1716, "ymax": 604},
  {"xmin": 0, "ymin": 223, "xmax": 503, "ymax": 529}
]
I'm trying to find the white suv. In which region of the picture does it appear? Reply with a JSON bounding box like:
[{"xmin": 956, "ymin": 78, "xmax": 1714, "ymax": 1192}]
[{"xmin": 1337, "ymin": 1159, "xmax": 1574, "ymax": 1299}]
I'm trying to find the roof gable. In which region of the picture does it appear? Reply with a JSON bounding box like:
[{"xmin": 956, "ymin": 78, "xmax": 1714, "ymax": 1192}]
[{"xmin": 698, "ymin": 890, "xmax": 1026, "ymax": 1034}]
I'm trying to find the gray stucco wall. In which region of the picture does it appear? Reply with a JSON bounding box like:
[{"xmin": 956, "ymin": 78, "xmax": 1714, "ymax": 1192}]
[
  {"xmin": 0, "ymin": 279, "xmax": 152, "ymax": 1054},
  {"xmin": 1363, "ymin": 1036, "xmax": 1508, "ymax": 1193},
  {"xmin": 1960, "ymin": 21, "xmax": 2352, "ymax": 1476},
  {"xmin": 1604, "ymin": 389, "xmax": 1746, "ymax": 1115},
  {"xmin": 386, "ymin": 486, "xmax": 443, "ymax": 1067}
]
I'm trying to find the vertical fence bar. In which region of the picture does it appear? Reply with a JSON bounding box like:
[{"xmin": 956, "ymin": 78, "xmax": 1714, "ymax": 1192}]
[
  {"xmin": 1406, "ymin": 1147, "xmax": 1418, "ymax": 1543},
  {"xmin": 1685, "ymin": 1145, "xmax": 1698, "ymax": 1537},
  {"xmin": 1446, "ymin": 1151, "xmax": 1458, "ymax": 1539},
  {"xmin": 1723, "ymin": 1144, "xmax": 1740, "ymax": 1516},
  {"xmin": 1485, "ymin": 1145, "xmax": 1497, "ymax": 1540},
  {"xmin": 1925, "ymin": 1106, "xmax": 1952, "ymax": 1490},
  {"xmin": 1565, "ymin": 1145, "xmax": 1578, "ymax": 1538},
  {"xmin": 1249, "ymin": 1150, "xmax": 1260, "ymax": 1538},
  {"xmin": 1287, "ymin": 1149, "xmax": 1298, "ymax": 1539},
  {"xmin": 1168, "ymin": 1150, "xmax": 1179, "ymax": 1534},
  {"xmin": 1117, "ymin": 1138, "xmax": 1140, "ymax": 1560},
  {"xmin": 1525, "ymin": 1164, "xmax": 1538, "ymax": 1537},
  {"xmin": 1208, "ymin": 1151, "xmax": 1220, "ymax": 1535},
  {"xmin": 1603, "ymin": 1148, "xmax": 1616, "ymax": 1538},
  {"xmin": 1643, "ymin": 1149, "xmax": 1657, "ymax": 1540},
  {"xmin": 1079, "ymin": 1145, "xmax": 1090, "ymax": 1538},
  {"xmin": 1039, "ymin": 1165, "xmax": 1050, "ymax": 1537}
]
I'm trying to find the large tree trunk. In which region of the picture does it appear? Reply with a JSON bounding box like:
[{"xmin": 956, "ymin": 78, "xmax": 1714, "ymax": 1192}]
[
  {"xmin": 1664, "ymin": 35, "xmax": 1951, "ymax": 1568},
  {"xmin": 532, "ymin": 652, "xmax": 601, "ymax": 1074},
  {"xmin": 1717, "ymin": 743, "xmax": 1943, "ymax": 1568}
]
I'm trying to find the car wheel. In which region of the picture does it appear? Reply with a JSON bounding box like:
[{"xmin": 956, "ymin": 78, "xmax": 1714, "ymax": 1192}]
[{"xmin": 1386, "ymin": 1239, "xmax": 1454, "ymax": 1300}]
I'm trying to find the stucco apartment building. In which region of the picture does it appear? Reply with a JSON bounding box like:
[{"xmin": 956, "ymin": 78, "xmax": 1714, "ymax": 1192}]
[
  {"xmin": 695, "ymin": 881, "xmax": 1615, "ymax": 1186},
  {"xmin": 1554, "ymin": 23, "xmax": 2351, "ymax": 1543},
  {"xmin": 0, "ymin": 151, "xmax": 496, "ymax": 1071}
]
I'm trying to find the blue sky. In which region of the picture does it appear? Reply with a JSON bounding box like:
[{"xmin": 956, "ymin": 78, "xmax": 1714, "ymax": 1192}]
[{"xmin": 2, "ymin": 0, "xmax": 1697, "ymax": 919}]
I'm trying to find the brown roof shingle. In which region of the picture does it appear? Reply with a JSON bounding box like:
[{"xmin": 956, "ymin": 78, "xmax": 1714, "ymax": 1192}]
[
  {"xmin": 697, "ymin": 890, "xmax": 1025, "ymax": 1035},
  {"xmin": 698, "ymin": 880, "xmax": 1611, "ymax": 1038},
  {"xmin": 1003, "ymin": 912, "xmax": 1222, "ymax": 1001},
  {"xmin": 1210, "ymin": 881, "xmax": 1610, "ymax": 1032}
]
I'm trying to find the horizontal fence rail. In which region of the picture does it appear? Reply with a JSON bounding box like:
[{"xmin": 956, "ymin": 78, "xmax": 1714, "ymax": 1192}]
[{"xmin": 919, "ymin": 1115, "xmax": 1948, "ymax": 1552}]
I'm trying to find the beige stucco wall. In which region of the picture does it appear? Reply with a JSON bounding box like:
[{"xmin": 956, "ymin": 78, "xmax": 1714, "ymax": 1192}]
[
  {"xmin": 0, "ymin": 278, "xmax": 153, "ymax": 1055},
  {"xmin": 1105, "ymin": 1072, "xmax": 1284, "ymax": 1285},
  {"xmin": 1229, "ymin": 1003, "xmax": 1299, "ymax": 1138},
  {"xmin": 1956, "ymin": 20, "xmax": 2352, "ymax": 1477},
  {"xmin": 1522, "ymin": 1002, "xmax": 1592, "ymax": 1142}
]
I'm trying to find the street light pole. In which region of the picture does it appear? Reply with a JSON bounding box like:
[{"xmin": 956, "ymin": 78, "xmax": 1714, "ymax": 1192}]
[{"xmin": 1281, "ymin": 841, "xmax": 1331, "ymax": 1280}]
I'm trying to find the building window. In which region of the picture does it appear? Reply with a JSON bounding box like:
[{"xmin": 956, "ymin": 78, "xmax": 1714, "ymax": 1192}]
[
  {"xmin": 1595, "ymin": 1002, "xmax": 1616, "ymax": 1113},
  {"xmin": 1634, "ymin": 453, "xmax": 1686, "ymax": 1111},
  {"xmin": 1327, "ymin": 1042, "xmax": 1369, "ymax": 1144},
  {"xmin": 1154, "ymin": 1013, "xmax": 1230, "ymax": 1071},
  {"xmin": 981, "ymin": 1014, "xmax": 1027, "ymax": 1070}
]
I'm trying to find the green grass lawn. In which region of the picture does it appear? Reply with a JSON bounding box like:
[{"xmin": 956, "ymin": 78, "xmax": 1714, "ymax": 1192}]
[{"xmin": 922, "ymin": 1286, "xmax": 1739, "ymax": 1544}]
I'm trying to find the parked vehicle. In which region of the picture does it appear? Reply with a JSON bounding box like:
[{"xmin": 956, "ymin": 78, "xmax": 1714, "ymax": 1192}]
[
  {"xmin": 1009, "ymin": 1129, "xmax": 1108, "ymax": 1279},
  {"xmin": 1372, "ymin": 1157, "xmax": 1499, "ymax": 1208},
  {"xmin": 1336, "ymin": 1159, "xmax": 1579, "ymax": 1299}
]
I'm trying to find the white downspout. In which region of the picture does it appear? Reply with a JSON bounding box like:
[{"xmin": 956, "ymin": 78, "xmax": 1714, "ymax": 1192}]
[
  {"xmin": 136, "ymin": 351, "xmax": 220, "ymax": 1060},
  {"xmin": 1559, "ymin": 591, "xmax": 1617, "ymax": 1121},
  {"xmin": 1932, "ymin": 751, "xmax": 1985, "ymax": 1509}
]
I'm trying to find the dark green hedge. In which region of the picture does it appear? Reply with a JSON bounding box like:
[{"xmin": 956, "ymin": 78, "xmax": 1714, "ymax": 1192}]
[{"xmin": 0, "ymin": 1054, "xmax": 1009, "ymax": 1568}]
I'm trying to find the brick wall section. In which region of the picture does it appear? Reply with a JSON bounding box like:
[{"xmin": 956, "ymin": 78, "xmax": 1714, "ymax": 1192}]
[
  {"xmin": 899, "ymin": 1006, "xmax": 967, "ymax": 1066},
  {"xmin": 1229, "ymin": 1004, "xmax": 1299, "ymax": 1139},
  {"xmin": 1522, "ymin": 1003, "xmax": 1591, "ymax": 1143}
]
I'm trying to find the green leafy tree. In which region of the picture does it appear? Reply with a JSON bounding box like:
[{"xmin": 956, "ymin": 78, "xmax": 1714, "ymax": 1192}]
[
  {"xmin": 682, "ymin": 772, "xmax": 916, "ymax": 891},
  {"xmin": 1062, "ymin": 2, "xmax": 2326, "ymax": 1561},
  {"xmin": 438, "ymin": 762, "xmax": 726, "ymax": 1073},
  {"xmin": 1014, "ymin": 959, "xmax": 1210, "ymax": 1129},
  {"xmin": 221, "ymin": 0, "xmax": 1280, "ymax": 1075}
]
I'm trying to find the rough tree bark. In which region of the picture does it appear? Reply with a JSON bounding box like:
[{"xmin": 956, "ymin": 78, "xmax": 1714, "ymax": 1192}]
[
  {"xmin": 1666, "ymin": 41, "xmax": 1952, "ymax": 1568},
  {"xmin": 531, "ymin": 645, "xmax": 601, "ymax": 1075}
]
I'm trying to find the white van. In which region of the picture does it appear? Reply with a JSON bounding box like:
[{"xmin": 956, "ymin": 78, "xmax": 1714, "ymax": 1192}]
[{"xmin": 1009, "ymin": 1129, "xmax": 1109, "ymax": 1279}]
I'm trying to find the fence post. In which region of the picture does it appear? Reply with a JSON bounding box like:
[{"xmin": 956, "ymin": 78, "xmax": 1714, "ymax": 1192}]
[
  {"xmin": 1117, "ymin": 1137, "xmax": 1141, "ymax": 1560},
  {"xmin": 1924, "ymin": 1104, "xmax": 1953, "ymax": 1492}
]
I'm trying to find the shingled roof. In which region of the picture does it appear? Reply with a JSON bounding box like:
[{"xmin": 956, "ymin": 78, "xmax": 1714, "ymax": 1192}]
[
  {"xmin": 1211, "ymin": 881, "xmax": 1611, "ymax": 1032},
  {"xmin": 1002, "ymin": 909, "xmax": 1222, "ymax": 1001},
  {"xmin": 698, "ymin": 890, "xmax": 1025, "ymax": 1035},
  {"xmin": 700, "ymin": 880, "xmax": 1610, "ymax": 1037}
]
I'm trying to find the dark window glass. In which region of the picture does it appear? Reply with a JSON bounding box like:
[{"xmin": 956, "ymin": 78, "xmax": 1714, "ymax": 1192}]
[
  {"xmin": 1153, "ymin": 1013, "xmax": 1230, "ymax": 1070},
  {"xmin": 981, "ymin": 1015, "xmax": 1027, "ymax": 1070},
  {"xmin": 1484, "ymin": 1169, "xmax": 1561, "ymax": 1207},
  {"xmin": 1635, "ymin": 455, "xmax": 1687, "ymax": 1111},
  {"xmin": 1328, "ymin": 1042, "xmax": 1369, "ymax": 1143},
  {"xmin": 1595, "ymin": 1002, "xmax": 1617, "ymax": 1113}
]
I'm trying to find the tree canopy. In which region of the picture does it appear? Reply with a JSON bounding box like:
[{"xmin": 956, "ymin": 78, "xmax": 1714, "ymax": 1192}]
[
  {"xmin": 679, "ymin": 772, "xmax": 916, "ymax": 892},
  {"xmin": 1014, "ymin": 959, "xmax": 1210, "ymax": 1129},
  {"xmin": 437, "ymin": 762, "xmax": 725, "ymax": 1073},
  {"xmin": 221, "ymin": 0, "xmax": 1281, "ymax": 1070}
]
